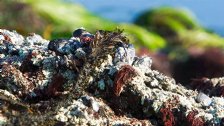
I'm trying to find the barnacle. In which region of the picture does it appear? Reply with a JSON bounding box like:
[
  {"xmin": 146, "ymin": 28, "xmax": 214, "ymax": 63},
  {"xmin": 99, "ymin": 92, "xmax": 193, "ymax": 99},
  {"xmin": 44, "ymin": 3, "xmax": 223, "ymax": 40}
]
[
  {"xmin": 113, "ymin": 43, "xmax": 136, "ymax": 64},
  {"xmin": 196, "ymin": 92, "xmax": 212, "ymax": 107},
  {"xmin": 113, "ymin": 64, "xmax": 137, "ymax": 96}
]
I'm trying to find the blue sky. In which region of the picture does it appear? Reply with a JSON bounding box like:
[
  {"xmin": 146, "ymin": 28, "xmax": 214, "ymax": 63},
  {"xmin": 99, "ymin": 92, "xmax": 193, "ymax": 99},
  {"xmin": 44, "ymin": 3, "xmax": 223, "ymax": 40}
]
[{"xmin": 74, "ymin": 0, "xmax": 224, "ymax": 29}]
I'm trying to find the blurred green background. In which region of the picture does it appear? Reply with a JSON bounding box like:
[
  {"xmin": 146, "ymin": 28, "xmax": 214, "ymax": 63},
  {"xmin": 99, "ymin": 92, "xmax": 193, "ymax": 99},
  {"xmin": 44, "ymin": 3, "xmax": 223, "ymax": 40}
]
[{"xmin": 1, "ymin": 0, "xmax": 224, "ymax": 84}]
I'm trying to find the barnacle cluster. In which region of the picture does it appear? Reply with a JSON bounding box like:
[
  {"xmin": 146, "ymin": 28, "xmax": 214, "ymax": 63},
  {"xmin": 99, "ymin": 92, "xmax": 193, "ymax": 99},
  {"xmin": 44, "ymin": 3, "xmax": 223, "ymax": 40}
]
[{"xmin": 0, "ymin": 28, "xmax": 224, "ymax": 125}]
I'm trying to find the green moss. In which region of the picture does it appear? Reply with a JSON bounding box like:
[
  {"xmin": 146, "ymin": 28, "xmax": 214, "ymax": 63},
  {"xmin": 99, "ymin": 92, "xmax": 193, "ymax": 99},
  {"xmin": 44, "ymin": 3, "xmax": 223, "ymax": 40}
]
[
  {"xmin": 135, "ymin": 7, "xmax": 200, "ymax": 36},
  {"xmin": 135, "ymin": 7, "xmax": 224, "ymax": 51},
  {"xmin": 4, "ymin": 0, "xmax": 223, "ymax": 53},
  {"xmin": 23, "ymin": 0, "xmax": 116, "ymax": 32},
  {"xmin": 21, "ymin": 0, "xmax": 166, "ymax": 51},
  {"xmin": 178, "ymin": 30, "xmax": 224, "ymax": 48},
  {"xmin": 119, "ymin": 24, "xmax": 166, "ymax": 51}
]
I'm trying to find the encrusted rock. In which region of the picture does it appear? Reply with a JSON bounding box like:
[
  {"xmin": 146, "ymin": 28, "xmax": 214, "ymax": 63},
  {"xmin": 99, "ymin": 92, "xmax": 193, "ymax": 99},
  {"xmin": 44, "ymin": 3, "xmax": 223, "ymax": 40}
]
[
  {"xmin": 191, "ymin": 77, "xmax": 224, "ymax": 97},
  {"xmin": 0, "ymin": 28, "xmax": 223, "ymax": 126}
]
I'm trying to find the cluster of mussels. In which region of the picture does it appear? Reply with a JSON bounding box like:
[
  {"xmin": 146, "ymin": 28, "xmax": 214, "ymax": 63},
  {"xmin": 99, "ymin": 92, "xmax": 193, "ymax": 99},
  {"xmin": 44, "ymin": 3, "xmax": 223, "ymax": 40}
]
[{"xmin": 0, "ymin": 28, "xmax": 224, "ymax": 126}]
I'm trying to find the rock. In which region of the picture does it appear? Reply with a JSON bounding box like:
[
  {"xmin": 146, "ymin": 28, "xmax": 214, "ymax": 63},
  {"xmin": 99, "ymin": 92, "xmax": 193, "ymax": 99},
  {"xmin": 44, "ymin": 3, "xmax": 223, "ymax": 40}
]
[
  {"xmin": 0, "ymin": 28, "xmax": 223, "ymax": 126},
  {"xmin": 190, "ymin": 77, "xmax": 224, "ymax": 97}
]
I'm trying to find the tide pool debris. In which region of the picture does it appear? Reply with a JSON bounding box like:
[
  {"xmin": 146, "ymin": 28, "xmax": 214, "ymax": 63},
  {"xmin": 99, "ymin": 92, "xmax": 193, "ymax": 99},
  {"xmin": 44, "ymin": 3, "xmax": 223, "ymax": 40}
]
[{"xmin": 0, "ymin": 28, "xmax": 224, "ymax": 125}]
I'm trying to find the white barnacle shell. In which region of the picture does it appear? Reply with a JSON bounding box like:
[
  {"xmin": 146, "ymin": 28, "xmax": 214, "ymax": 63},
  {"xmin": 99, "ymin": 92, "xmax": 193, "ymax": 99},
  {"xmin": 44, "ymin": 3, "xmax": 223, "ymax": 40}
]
[
  {"xmin": 150, "ymin": 78, "xmax": 159, "ymax": 87},
  {"xmin": 25, "ymin": 33, "xmax": 48, "ymax": 46},
  {"xmin": 196, "ymin": 92, "xmax": 212, "ymax": 107},
  {"xmin": 0, "ymin": 29, "xmax": 24, "ymax": 45},
  {"xmin": 133, "ymin": 56, "xmax": 152, "ymax": 74},
  {"xmin": 55, "ymin": 113, "xmax": 68, "ymax": 122},
  {"xmin": 91, "ymin": 100, "xmax": 99, "ymax": 112},
  {"xmin": 114, "ymin": 46, "xmax": 126, "ymax": 63},
  {"xmin": 0, "ymin": 35, "xmax": 4, "ymax": 41},
  {"xmin": 113, "ymin": 44, "xmax": 136, "ymax": 65},
  {"xmin": 211, "ymin": 97, "xmax": 224, "ymax": 118},
  {"xmin": 127, "ymin": 44, "xmax": 136, "ymax": 64},
  {"xmin": 0, "ymin": 54, "xmax": 5, "ymax": 59}
]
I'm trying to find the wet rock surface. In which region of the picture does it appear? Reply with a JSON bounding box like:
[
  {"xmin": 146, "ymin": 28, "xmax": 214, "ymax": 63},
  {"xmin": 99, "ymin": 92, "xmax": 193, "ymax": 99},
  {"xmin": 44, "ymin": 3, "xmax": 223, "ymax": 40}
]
[{"xmin": 0, "ymin": 28, "xmax": 224, "ymax": 125}]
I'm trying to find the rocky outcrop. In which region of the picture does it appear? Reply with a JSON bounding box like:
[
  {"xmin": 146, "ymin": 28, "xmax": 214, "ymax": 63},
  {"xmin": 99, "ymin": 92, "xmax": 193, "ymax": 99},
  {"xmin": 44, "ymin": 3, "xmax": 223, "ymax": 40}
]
[{"xmin": 0, "ymin": 29, "xmax": 223, "ymax": 125}]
